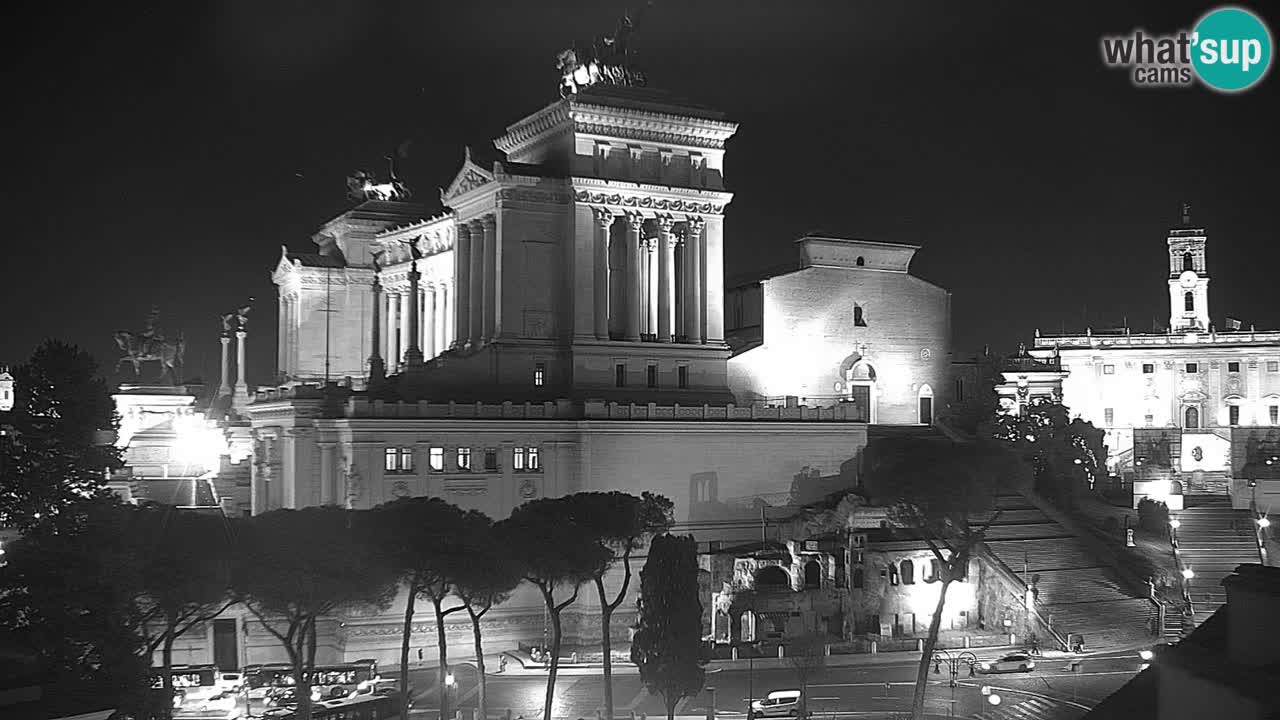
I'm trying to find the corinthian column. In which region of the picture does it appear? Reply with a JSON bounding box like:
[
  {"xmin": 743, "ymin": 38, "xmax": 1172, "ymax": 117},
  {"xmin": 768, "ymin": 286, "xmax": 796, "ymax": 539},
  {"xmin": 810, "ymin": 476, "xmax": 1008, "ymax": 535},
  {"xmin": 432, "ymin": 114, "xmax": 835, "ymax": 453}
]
[
  {"xmin": 468, "ymin": 219, "xmax": 485, "ymax": 347},
  {"xmin": 404, "ymin": 261, "xmax": 423, "ymax": 368},
  {"xmin": 646, "ymin": 239, "xmax": 659, "ymax": 337},
  {"xmin": 424, "ymin": 285, "xmax": 436, "ymax": 359},
  {"xmin": 369, "ymin": 273, "xmax": 385, "ymax": 383},
  {"xmin": 218, "ymin": 333, "xmax": 232, "ymax": 397},
  {"xmin": 386, "ymin": 291, "xmax": 399, "ymax": 373},
  {"xmin": 594, "ymin": 208, "xmax": 614, "ymax": 340},
  {"xmin": 684, "ymin": 217, "xmax": 705, "ymax": 344},
  {"xmin": 658, "ymin": 217, "xmax": 676, "ymax": 342},
  {"xmin": 454, "ymin": 223, "xmax": 472, "ymax": 349},
  {"xmin": 399, "ymin": 289, "xmax": 413, "ymax": 366},
  {"xmin": 234, "ymin": 329, "xmax": 249, "ymax": 407},
  {"xmin": 625, "ymin": 213, "xmax": 643, "ymax": 342},
  {"xmin": 481, "ymin": 214, "xmax": 497, "ymax": 342}
]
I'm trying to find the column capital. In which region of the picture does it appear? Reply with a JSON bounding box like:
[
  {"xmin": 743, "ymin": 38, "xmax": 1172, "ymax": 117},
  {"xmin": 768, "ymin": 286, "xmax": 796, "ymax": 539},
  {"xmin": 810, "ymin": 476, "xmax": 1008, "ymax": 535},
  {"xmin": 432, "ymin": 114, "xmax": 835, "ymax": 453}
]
[
  {"xmin": 468, "ymin": 217, "xmax": 485, "ymax": 232},
  {"xmin": 657, "ymin": 215, "xmax": 677, "ymax": 234},
  {"xmin": 686, "ymin": 216, "xmax": 706, "ymax": 235},
  {"xmin": 593, "ymin": 206, "xmax": 616, "ymax": 229},
  {"xmin": 236, "ymin": 330, "xmax": 247, "ymax": 340},
  {"xmin": 480, "ymin": 214, "xmax": 497, "ymax": 230},
  {"xmin": 626, "ymin": 212, "xmax": 645, "ymax": 231},
  {"xmin": 456, "ymin": 222, "xmax": 472, "ymax": 239}
]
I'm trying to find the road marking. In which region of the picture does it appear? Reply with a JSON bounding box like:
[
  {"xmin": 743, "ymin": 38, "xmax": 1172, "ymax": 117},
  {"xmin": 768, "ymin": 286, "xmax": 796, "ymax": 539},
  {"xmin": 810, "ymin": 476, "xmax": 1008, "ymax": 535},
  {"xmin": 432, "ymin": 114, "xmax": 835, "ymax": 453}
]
[{"xmin": 957, "ymin": 680, "xmax": 1093, "ymax": 711}]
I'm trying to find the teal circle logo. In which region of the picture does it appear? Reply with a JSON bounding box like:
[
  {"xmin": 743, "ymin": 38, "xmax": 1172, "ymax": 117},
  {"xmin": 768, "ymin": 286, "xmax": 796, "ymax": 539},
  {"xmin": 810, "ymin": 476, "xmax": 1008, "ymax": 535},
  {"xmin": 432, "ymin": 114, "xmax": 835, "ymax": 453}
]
[{"xmin": 1192, "ymin": 6, "xmax": 1273, "ymax": 92}]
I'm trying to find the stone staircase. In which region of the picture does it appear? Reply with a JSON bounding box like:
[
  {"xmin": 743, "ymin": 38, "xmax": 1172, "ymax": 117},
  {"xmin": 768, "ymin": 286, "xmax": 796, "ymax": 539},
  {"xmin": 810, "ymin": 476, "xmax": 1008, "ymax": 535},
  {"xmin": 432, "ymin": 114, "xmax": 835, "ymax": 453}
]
[
  {"xmin": 982, "ymin": 494, "xmax": 1154, "ymax": 649},
  {"xmin": 1175, "ymin": 495, "xmax": 1262, "ymax": 625}
]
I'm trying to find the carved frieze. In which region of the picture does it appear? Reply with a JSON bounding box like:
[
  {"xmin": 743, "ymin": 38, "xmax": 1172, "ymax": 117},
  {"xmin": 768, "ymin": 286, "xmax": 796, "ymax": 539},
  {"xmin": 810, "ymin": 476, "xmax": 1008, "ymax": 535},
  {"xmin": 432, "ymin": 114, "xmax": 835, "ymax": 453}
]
[{"xmin": 573, "ymin": 190, "xmax": 725, "ymax": 215}]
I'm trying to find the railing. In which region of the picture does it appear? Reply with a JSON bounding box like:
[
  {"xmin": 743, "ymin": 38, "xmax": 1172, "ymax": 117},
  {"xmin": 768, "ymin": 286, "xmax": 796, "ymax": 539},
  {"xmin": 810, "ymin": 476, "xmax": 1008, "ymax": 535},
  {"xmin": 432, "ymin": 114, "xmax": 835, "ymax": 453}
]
[{"xmin": 1035, "ymin": 328, "xmax": 1280, "ymax": 348}]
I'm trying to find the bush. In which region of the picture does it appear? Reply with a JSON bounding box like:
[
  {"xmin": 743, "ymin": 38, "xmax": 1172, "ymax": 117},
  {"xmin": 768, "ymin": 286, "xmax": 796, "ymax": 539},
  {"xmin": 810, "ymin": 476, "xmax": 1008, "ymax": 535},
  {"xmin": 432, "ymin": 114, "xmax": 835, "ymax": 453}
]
[{"xmin": 1137, "ymin": 498, "xmax": 1170, "ymax": 534}]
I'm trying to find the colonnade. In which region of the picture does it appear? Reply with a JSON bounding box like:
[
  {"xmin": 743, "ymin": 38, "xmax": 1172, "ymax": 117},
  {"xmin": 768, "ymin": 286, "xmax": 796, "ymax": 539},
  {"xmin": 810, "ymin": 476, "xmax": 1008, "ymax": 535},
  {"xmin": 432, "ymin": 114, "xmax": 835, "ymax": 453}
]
[
  {"xmin": 377, "ymin": 280, "xmax": 454, "ymax": 373},
  {"xmin": 453, "ymin": 215, "xmax": 498, "ymax": 349},
  {"xmin": 594, "ymin": 209, "xmax": 707, "ymax": 343}
]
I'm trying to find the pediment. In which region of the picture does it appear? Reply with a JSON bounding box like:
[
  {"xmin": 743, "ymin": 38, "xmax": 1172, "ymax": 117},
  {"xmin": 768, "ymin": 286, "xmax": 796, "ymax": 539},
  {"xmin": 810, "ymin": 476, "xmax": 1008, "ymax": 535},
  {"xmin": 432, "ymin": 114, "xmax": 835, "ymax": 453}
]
[
  {"xmin": 441, "ymin": 147, "xmax": 496, "ymax": 203},
  {"xmin": 271, "ymin": 246, "xmax": 296, "ymax": 282}
]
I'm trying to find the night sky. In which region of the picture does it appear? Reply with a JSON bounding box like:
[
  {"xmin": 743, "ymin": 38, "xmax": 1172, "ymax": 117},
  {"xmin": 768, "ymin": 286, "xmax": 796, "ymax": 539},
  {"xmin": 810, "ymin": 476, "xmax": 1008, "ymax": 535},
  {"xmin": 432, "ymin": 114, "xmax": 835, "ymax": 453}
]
[{"xmin": 4, "ymin": 1, "xmax": 1277, "ymax": 389}]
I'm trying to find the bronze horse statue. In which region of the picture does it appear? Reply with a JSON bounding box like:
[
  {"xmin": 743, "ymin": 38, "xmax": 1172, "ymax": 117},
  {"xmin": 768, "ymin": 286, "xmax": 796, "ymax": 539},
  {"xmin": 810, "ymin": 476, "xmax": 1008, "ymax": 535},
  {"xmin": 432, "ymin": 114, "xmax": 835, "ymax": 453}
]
[{"xmin": 114, "ymin": 330, "xmax": 185, "ymax": 383}]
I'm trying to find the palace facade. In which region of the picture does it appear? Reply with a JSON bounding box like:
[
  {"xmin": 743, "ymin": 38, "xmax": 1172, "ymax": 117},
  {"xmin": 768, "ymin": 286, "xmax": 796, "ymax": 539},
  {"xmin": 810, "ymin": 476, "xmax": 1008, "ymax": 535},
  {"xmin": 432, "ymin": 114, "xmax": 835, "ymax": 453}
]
[
  {"xmin": 154, "ymin": 81, "xmax": 958, "ymax": 669},
  {"xmin": 1026, "ymin": 209, "xmax": 1280, "ymax": 510}
]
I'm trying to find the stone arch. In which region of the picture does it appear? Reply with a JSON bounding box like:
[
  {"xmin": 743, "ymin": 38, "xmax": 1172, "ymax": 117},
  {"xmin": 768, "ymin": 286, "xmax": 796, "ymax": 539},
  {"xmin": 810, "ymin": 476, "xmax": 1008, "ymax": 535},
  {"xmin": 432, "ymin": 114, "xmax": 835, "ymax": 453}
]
[
  {"xmin": 1184, "ymin": 291, "xmax": 1195, "ymax": 312},
  {"xmin": 918, "ymin": 384, "xmax": 934, "ymax": 425},
  {"xmin": 1185, "ymin": 406, "xmax": 1200, "ymax": 429},
  {"xmin": 900, "ymin": 559, "xmax": 915, "ymax": 585},
  {"xmin": 852, "ymin": 567, "xmax": 865, "ymax": 589},
  {"xmin": 856, "ymin": 256, "xmax": 865, "ymax": 267},
  {"xmin": 803, "ymin": 560, "xmax": 821, "ymax": 589},
  {"xmin": 1183, "ymin": 251, "xmax": 1194, "ymax": 272},
  {"xmin": 755, "ymin": 565, "xmax": 789, "ymax": 590}
]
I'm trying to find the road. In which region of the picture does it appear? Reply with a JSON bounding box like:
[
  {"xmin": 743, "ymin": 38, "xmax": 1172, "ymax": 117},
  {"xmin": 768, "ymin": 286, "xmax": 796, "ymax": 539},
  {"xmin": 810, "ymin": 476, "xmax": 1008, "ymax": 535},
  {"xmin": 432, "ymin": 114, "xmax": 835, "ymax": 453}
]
[{"xmin": 401, "ymin": 649, "xmax": 1145, "ymax": 720}]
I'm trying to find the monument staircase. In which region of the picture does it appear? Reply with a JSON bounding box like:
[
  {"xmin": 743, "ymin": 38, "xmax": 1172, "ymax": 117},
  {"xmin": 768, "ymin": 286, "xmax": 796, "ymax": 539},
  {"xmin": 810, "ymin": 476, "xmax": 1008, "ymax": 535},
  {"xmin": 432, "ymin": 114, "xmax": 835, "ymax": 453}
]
[
  {"xmin": 1175, "ymin": 495, "xmax": 1262, "ymax": 625},
  {"xmin": 981, "ymin": 494, "xmax": 1156, "ymax": 649}
]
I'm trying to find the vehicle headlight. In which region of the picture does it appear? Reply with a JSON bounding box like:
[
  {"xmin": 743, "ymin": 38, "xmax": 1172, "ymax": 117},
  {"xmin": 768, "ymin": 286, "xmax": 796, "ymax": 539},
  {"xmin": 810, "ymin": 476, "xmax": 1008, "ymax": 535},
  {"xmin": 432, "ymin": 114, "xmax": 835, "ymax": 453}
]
[
  {"xmin": 1139, "ymin": 649, "xmax": 1154, "ymax": 661},
  {"xmin": 979, "ymin": 662, "xmax": 990, "ymax": 670}
]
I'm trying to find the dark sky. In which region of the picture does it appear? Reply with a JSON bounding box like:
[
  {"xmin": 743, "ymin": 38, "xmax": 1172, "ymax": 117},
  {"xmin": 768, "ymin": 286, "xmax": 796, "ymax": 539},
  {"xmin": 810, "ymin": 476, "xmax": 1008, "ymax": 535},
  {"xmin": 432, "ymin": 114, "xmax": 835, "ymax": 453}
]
[{"xmin": 3, "ymin": 1, "xmax": 1277, "ymax": 389}]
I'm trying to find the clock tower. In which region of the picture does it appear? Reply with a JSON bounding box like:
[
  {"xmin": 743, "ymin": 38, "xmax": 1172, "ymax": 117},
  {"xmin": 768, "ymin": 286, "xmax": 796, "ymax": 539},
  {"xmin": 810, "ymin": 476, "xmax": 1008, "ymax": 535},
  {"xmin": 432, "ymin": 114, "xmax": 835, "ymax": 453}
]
[{"xmin": 1167, "ymin": 203, "xmax": 1210, "ymax": 333}]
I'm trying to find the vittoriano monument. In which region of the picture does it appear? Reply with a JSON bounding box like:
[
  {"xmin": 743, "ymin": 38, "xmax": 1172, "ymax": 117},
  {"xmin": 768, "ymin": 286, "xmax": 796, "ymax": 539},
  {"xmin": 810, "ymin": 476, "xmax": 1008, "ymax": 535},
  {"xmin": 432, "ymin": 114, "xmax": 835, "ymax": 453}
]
[
  {"xmin": 556, "ymin": 5, "xmax": 650, "ymax": 97},
  {"xmin": 114, "ymin": 305, "xmax": 185, "ymax": 385}
]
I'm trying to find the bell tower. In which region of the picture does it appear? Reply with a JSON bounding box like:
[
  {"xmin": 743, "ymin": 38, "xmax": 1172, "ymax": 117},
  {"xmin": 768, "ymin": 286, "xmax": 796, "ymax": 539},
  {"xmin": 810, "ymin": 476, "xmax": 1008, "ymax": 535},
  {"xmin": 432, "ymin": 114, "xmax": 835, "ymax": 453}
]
[{"xmin": 1167, "ymin": 203, "xmax": 1210, "ymax": 333}]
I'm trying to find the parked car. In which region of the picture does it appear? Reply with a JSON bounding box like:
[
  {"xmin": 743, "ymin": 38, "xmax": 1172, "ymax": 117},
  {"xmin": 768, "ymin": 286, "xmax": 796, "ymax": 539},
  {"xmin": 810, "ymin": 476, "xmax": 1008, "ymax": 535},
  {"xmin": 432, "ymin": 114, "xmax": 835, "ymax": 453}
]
[
  {"xmin": 751, "ymin": 690, "xmax": 802, "ymax": 717},
  {"xmin": 976, "ymin": 653, "xmax": 1036, "ymax": 674}
]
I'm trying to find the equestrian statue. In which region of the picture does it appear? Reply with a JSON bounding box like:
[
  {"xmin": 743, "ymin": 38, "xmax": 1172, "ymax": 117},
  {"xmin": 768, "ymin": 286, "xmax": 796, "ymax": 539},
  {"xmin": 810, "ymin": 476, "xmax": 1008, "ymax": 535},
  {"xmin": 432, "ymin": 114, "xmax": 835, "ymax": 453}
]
[{"xmin": 114, "ymin": 306, "xmax": 185, "ymax": 384}]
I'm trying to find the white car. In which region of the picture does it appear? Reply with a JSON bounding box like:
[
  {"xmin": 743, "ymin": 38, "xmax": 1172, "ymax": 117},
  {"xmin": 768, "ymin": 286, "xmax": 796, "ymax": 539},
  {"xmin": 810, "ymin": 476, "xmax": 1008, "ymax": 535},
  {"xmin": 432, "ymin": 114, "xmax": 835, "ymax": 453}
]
[
  {"xmin": 751, "ymin": 690, "xmax": 802, "ymax": 717},
  {"xmin": 976, "ymin": 653, "xmax": 1036, "ymax": 674}
]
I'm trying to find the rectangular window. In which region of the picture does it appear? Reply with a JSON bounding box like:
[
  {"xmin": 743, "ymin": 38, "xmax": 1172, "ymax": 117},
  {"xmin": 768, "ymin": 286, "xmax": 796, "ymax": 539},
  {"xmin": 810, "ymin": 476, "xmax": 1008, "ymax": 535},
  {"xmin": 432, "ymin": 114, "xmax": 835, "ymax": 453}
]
[
  {"xmin": 1271, "ymin": 406, "xmax": 1279, "ymax": 425},
  {"xmin": 1186, "ymin": 363, "xmax": 1199, "ymax": 374},
  {"xmin": 954, "ymin": 378, "xmax": 964, "ymax": 402},
  {"xmin": 527, "ymin": 446, "xmax": 540, "ymax": 472},
  {"xmin": 398, "ymin": 448, "xmax": 414, "ymax": 472},
  {"xmin": 484, "ymin": 449, "xmax": 498, "ymax": 472},
  {"xmin": 1228, "ymin": 361, "xmax": 1241, "ymax": 373},
  {"xmin": 1269, "ymin": 361, "xmax": 1280, "ymax": 373},
  {"xmin": 1103, "ymin": 364, "xmax": 1115, "ymax": 375},
  {"xmin": 513, "ymin": 447, "xmax": 526, "ymax": 471},
  {"xmin": 1104, "ymin": 408, "xmax": 1114, "ymax": 426},
  {"xmin": 647, "ymin": 364, "xmax": 658, "ymax": 388},
  {"xmin": 1144, "ymin": 414, "xmax": 1154, "ymax": 427},
  {"xmin": 429, "ymin": 447, "xmax": 444, "ymax": 472},
  {"xmin": 456, "ymin": 447, "xmax": 471, "ymax": 471},
  {"xmin": 384, "ymin": 448, "xmax": 397, "ymax": 472},
  {"xmin": 1229, "ymin": 405, "xmax": 1241, "ymax": 426},
  {"xmin": 615, "ymin": 363, "xmax": 626, "ymax": 388},
  {"xmin": 534, "ymin": 363, "xmax": 545, "ymax": 387},
  {"xmin": 1142, "ymin": 363, "xmax": 1155, "ymax": 374},
  {"xmin": 677, "ymin": 365, "xmax": 689, "ymax": 389},
  {"xmin": 385, "ymin": 447, "xmax": 413, "ymax": 473}
]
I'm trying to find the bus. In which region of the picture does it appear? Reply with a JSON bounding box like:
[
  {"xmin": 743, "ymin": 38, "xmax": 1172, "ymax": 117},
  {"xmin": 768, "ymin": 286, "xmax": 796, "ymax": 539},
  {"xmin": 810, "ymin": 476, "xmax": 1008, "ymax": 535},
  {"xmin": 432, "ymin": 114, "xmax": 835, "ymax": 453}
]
[
  {"xmin": 249, "ymin": 659, "xmax": 381, "ymax": 704},
  {"xmin": 263, "ymin": 692, "xmax": 398, "ymax": 720},
  {"xmin": 152, "ymin": 664, "xmax": 219, "ymax": 707}
]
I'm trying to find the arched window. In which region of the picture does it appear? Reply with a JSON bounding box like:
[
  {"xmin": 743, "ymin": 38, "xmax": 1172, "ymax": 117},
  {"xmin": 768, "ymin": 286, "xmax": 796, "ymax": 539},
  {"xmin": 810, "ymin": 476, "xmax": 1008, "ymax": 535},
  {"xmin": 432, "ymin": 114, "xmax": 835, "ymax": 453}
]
[
  {"xmin": 853, "ymin": 305, "xmax": 867, "ymax": 327},
  {"xmin": 888, "ymin": 564, "xmax": 899, "ymax": 586},
  {"xmin": 1183, "ymin": 251, "xmax": 1194, "ymax": 272},
  {"xmin": 804, "ymin": 560, "xmax": 821, "ymax": 589},
  {"xmin": 852, "ymin": 567, "xmax": 865, "ymax": 589},
  {"xmin": 1184, "ymin": 292, "xmax": 1195, "ymax": 312},
  {"xmin": 755, "ymin": 565, "xmax": 789, "ymax": 590},
  {"xmin": 900, "ymin": 559, "xmax": 915, "ymax": 585},
  {"xmin": 1185, "ymin": 406, "xmax": 1200, "ymax": 429},
  {"xmin": 918, "ymin": 384, "xmax": 934, "ymax": 425},
  {"xmin": 924, "ymin": 559, "xmax": 940, "ymax": 583},
  {"xmin": 856, "ymin": 256, "xmax": 865, "ymax": 267}
]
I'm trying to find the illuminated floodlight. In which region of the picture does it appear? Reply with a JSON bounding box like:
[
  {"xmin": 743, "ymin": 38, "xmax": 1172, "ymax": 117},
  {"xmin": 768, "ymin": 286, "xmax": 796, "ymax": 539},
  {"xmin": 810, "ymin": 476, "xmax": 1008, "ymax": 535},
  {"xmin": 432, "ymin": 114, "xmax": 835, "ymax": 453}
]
[
  {"xmin": 1169, "ymin": 518, "xmax": 1181, "ymax": 529},
  {"xmin": 1139, "ymin": 649, "xmax": 1154, "ymax": 661},
  {"xmin": 1258, "ymin": 517, "xmax": 1272, "ymax": 529},
  {"xmin": 444, "ymin": 673, "xmax": 456, "ymax": 687},
  {"xmin": 1181, "ymin": 567, "xmax": 1195, "ymax": 580},
  {"xmin": 988, "ymin": 694, "xmax": 1002, "ymax": 706}
]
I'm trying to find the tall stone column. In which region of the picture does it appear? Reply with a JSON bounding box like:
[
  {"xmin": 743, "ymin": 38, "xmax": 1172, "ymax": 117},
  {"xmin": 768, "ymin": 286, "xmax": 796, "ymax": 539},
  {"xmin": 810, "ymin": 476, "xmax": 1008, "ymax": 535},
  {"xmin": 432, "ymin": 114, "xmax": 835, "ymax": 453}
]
[
  {"xmin": 404, "ymin": 262, "xmax": 423, "ymax": 368},
  {"xmin": 625, "ymin": 213, "xmax": 643, "ymax": 342},
  {"xmin": 276, "ymin": 296, "xmax": 287, "ymax": 377},
  {"xmin": 234, "ymin": 330, "xmax": 249, "ymax": 407},
  {"xmin": 684, "ymin": 217, "xmax": 705, "ymax": 344},
  {"xmin": 440, "ymin": 284, "xmax": 451, "ymax": 351},
  {"xmin": 368, "ymin": 274, "xmax": 385, "ymax": 383},
  {"xmin": 658, "ymin": 217, "xmax": 676, "ymax": 342},
  {"xmin": 481, "ymin": 215, "xmax": 497, "ymax": 342},
  {"xmin": 646, "ymin": 240, "xmax": 659, "ymax": 337},
  {"xmin": 424, "ymin": 286, "xmax": 436, "ymax": 359},
  {"xmin": 318, "ymin": 442, "xmax": 336, "ymax": 505},
  {"xmin": 594, "ymin": 208, "xmax": 613, "ymax": 340},
  {"xmin": 468, "ymin": 219, "xmax": 485, "ymax": 347},
  {"xmin": 454, "ymin": 224, "xmax": 472, "ymax": 349},
  {"xmin": 399, "ymin": 289, "xmax": 413, "ymax": 367},
  {"xmin": 386, "ymin": 291, "xmax": 399, "ymax": 374},
  {"xmin": 219, "ymin": 333, "xmax": 232, "ymax": 397}
]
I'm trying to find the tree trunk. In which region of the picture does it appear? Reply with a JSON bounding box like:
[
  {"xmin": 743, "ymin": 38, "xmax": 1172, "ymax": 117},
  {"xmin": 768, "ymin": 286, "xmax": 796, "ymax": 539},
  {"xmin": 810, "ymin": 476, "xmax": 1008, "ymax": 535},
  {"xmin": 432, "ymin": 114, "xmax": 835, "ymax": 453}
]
[
  {"xmin": 911, "ymin": 578, "xmax": 952, "ymax": 720},
  {"xmin": 469, "ymin": 608, "xmax": 487, "ymax": 720},
  {"xmin": 432, "ymin": 597, "xmax": 450, "ymax": 720},
  {"xmin": 299, "ymin": 617, "xmax": 317, "ymax": 720},
  {"xmin": 665, "ymin": 693, "xmax": 678, "ymax": 720},
  {"xmin": 542, "ymin": 602, "xmax": 563, "ymax": 720},
  {"xmin": 400, "ymin": 583, "xmax": 418, "ymax": 720},
  {"xmin": 161, "ymin": 629, "xmax": 176, "ymax": 720},
  {"xmin": 292, "ymin": 623, "xmax": 312, "ymax": 720},
  {"xmin": 596, "ymin": 576, "xmax": 615, "ymax": 720}
]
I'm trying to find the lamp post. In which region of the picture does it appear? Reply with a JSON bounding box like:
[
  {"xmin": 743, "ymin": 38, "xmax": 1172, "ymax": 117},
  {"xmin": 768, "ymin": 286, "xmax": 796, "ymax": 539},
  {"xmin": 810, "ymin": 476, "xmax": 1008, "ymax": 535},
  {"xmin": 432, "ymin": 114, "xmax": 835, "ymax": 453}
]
[
  {"xmin": 931, "ymin": 649, "xmax": 977, "ymax": 717},
  {"xmin": 1169, "ymin": 517, "xmax": 1181, "ymax": 546},
  {"xmin": 1181, "ymin": 566, "xmax": 1195, "ymax": 604}
]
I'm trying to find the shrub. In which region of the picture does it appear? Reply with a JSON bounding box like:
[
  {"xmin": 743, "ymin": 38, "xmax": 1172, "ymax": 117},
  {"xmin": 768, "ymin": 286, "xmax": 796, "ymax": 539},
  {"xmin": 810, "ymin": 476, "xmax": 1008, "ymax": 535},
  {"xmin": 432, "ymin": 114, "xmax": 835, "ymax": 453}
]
[{"xmin": 1137, "ymin": 498, "xmax": 1170, "ymax": 534}]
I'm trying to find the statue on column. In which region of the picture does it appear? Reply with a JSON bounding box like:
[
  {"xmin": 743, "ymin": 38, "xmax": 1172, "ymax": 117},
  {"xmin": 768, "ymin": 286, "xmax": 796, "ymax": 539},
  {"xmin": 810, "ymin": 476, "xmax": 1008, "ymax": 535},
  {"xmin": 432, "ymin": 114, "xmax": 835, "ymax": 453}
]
[{"xmin": 236, "ymin": 301, "xmax": 252, "ymax": 331}]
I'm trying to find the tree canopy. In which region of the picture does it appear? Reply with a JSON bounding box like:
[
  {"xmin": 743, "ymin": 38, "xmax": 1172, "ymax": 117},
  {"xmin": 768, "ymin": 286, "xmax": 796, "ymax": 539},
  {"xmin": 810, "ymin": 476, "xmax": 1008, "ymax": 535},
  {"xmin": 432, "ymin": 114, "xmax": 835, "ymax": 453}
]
[
  {"xmin": 631, "ymin": 534, "xmax": 705, "ymax": 720},
  {"xmin": 993, "ymin": 398, "xmax": 1107, "ymax": 508},
  {"xmin": 0, "ymin": 340, "xmax": 121, "ymax": 532}
]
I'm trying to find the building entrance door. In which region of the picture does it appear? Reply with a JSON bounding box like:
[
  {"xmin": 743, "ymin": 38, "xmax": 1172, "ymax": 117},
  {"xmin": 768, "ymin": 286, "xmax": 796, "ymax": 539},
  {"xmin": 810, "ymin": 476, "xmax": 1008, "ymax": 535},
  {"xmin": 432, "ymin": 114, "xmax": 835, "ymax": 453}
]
[
  {"xmin": 919, "ymin": 396, "xmax": 933, "ymax": 425},
  {"xmin": 212, "ymin": 618, "xmax": 238, "ymax": 670},
  {"xmin": 848, "ymin": 385, "xmax": 871, "ymax": 422}
]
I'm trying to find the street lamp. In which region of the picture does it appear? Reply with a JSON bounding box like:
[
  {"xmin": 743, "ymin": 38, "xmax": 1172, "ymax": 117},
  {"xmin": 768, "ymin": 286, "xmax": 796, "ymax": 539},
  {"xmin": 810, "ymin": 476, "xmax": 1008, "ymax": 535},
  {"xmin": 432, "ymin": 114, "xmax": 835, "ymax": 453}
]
[
  {"xmin": 931, "ymin": 649, "xmax": 977, "ymax": 718},
  {"xmin": 1169, "ymin": 517, "xmax": 1181, "ymax": 546}
]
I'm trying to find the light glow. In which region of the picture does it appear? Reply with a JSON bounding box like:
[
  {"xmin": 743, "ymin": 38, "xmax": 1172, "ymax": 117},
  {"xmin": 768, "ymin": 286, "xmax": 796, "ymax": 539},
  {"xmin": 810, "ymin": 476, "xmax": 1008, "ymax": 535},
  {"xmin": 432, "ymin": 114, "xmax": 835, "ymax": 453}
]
[
  {"xmin": 1139, "ymin": 649, "xmax": 1154, "ymax": 661},
  {"xmin": 1258, "ymin": 517, "xmax": 1271, "ymax": 529},
  {"xmin": 1181, "ymin": 567, "xmax": 1195, "ymax": 580},
  {"xmin": 1169, "ymin": 518, "xmax": 1181, "ymax": 529}
]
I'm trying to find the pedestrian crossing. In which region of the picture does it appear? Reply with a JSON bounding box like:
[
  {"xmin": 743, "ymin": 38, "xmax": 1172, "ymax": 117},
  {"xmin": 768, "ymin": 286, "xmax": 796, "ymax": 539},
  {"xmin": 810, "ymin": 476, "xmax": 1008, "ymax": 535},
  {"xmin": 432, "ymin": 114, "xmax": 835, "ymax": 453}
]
[{"xmin": 972, "ymin": 696, "xmax": 1080, "ymax": 719}]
